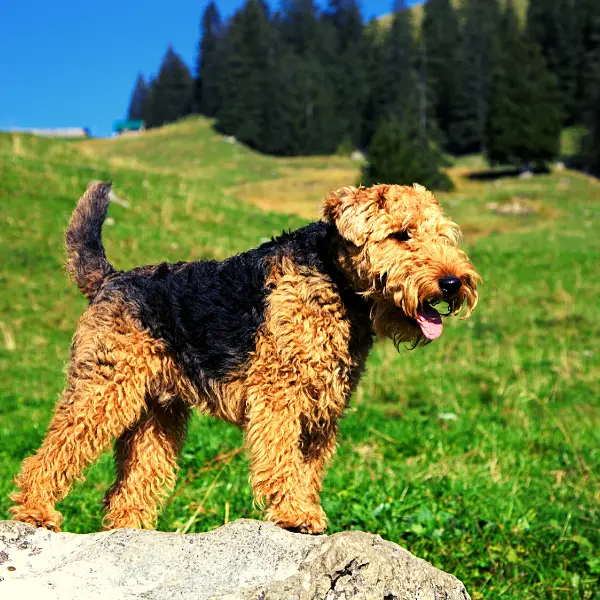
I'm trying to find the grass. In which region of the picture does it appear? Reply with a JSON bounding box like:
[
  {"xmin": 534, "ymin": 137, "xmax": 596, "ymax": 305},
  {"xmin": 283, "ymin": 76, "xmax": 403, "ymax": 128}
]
[{"xmin": 1, "ymin": 117, "xmax": 599, "ymax": 599}]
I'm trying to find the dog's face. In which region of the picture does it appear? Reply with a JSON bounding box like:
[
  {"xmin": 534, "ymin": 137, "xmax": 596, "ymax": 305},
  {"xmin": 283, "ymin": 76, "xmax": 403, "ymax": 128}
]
[{"xmin": 324, "ymin": 184, "xmax": 481, "ymax": 346}]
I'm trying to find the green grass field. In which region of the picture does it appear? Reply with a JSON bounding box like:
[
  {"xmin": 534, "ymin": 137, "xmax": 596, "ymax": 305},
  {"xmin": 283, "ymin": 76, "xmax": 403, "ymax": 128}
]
[{"xmin": 1, "ymin": 118, "xmax": 598, "ymax": 599}]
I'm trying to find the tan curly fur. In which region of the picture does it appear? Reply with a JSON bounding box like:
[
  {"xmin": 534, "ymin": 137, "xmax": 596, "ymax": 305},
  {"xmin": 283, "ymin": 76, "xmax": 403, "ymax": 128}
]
[
  {"xmin": 326, "ymin": 184, "xmax": 480, "ymax": 346},
  {"xmin": 244, "ymin": 257, "xmax": 366, "ymax": 532},
  {"xmin": 10, "ymin": 182, "xmax": 480, "ymax": 535}
]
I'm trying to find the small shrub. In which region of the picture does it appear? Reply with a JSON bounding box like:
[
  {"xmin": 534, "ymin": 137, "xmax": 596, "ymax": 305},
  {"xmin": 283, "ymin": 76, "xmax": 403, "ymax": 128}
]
[
  {"xmin": 335, "ymin": 136, "xmax": 356, "ymax": 157},
  {"xmin": 361, "ymin": 116, "xmax": 454, "ymax": 191}
]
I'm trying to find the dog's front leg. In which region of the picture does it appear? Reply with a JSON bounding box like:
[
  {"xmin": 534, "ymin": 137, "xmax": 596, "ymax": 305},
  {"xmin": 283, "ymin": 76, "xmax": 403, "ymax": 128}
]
[
  {"xmin": 244, "ymin": 387, "xmax": 330, "ymax": 534},
  {"xmin": 242, "ymin": 258, "xmax": 357, "ymax": 533}
]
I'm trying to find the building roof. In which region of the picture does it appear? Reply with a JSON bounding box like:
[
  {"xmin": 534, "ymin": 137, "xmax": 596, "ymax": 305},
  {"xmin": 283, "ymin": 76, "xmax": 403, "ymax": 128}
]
[{"xmin": 113, "ymin": 120, "xmax": 145, "ymax": 133}]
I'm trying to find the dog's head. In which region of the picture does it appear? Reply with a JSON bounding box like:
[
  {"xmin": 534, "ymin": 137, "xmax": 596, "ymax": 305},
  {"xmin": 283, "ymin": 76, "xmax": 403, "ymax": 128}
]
[{"xmin": 323, "ymin": 183, "xmax": 481, "ymax": 346}]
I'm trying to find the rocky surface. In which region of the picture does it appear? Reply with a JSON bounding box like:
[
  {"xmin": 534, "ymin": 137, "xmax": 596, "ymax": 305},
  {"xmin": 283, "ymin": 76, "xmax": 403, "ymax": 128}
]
[{"xmin": 0, "ymin": 518, "xmax": 470, "ymax": 599}]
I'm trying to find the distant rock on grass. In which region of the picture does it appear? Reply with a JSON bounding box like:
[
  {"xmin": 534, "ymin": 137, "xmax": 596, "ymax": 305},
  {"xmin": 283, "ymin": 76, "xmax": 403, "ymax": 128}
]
[{"xmin": 0, "ymin": 519, "xmax": 470, "ymax": 600}]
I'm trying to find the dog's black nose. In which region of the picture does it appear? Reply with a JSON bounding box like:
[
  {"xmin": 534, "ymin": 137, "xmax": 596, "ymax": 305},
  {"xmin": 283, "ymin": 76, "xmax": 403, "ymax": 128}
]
[{"xmin": 439, "ymin": 275, "xmax": 462, "ymax": 298}]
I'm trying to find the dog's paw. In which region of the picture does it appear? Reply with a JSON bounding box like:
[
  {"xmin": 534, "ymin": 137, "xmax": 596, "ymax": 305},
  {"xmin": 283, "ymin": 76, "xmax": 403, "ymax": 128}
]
[
  {"xmin": 267, "ymin": 503, "xmax": 328, "ymax": 535},
  {"xmin": 10, "ymin": 505, "xmax": 63, "ymax": 532},
  {"xmin": 284, "ymin": 524, "xmax": 327, "ymax": 535},
  {"xmin": 102, "ymin": 507, "xmax": 152, "ymax": 530}
]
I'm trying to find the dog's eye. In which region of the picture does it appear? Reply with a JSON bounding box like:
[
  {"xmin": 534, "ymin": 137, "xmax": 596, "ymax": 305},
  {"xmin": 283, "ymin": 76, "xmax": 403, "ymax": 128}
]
[{"xmin": 389, "ymin": 230, "xmax": 410, "ymax": 243}]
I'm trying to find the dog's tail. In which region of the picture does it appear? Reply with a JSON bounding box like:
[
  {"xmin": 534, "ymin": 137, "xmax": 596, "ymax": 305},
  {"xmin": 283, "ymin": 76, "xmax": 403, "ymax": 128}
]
[{"xmin": 65, "ymin": 181, "xmax": 116, "ymax": 301}]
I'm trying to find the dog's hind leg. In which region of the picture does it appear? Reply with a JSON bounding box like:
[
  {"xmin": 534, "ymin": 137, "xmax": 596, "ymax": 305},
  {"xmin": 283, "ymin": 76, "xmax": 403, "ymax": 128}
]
[
  {"xmin": 9, "ymin": 367, "xmax": 148, "ymax": 531},
  {"xmin": 9, "ymin": 301, "xmax": 166, "ymax": 531},
  {"xmin": 102, "ymin": 399, "xmax": 190, "ymax": 530}
]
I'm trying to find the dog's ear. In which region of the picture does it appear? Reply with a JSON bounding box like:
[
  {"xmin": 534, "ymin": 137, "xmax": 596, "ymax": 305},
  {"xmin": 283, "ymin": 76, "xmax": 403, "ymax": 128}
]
[{"xmin": 323, "ymin": 186, "xmax": 371, "ymax": 246}]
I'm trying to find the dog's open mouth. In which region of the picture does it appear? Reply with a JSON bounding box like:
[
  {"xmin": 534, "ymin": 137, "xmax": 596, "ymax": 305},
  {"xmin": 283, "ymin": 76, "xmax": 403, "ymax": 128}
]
[{"xmin": 415, "ymin": 301, "xmax": 443, "ymax": 341}]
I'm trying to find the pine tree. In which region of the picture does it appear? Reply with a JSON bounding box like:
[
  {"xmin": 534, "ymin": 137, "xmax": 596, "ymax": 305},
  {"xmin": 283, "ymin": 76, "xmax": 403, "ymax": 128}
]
[
  {"xmin": 360, "ymin": 0, "xmax": 450, "ymax": 186},
  {"xmin": 276, "ymin": 0, "xmax": 339, "ymax": 154},
  {"xmin": 126, "ymin": 74, "xmax": 148, "ymax": 121},
  {"xmin": 363, "ymin": 0, "xmax": 421, "ymax": 146},
  {"xmin": 363, "ymin": 1, "xmax": 452, "ymax": 189},
  {"xmin": 359, "ymin": 21, "xmax": 386, "ymax": 149},
  {"xmin": 195, "ymin": 2, "xmax": 223, "ymax": 117},
  {"xmin": 580, "ymin": 0, "xmax": 600, "ymax": 117},
  {"xmin": 580, "ymin": 5, "xmax": 600, "ymax": 175},
  {"xmin": 486, "ymin": 0, "xmax": 562, "ymax": 169},
  {"xmin": 421, "ymin": 0, "xmax": 464, "ymax": 152},
  {"xmin": 325, "ymin": 0, "xmax": 368, "ymax": 148},
  {"xmin": 361, "ymin": 115, "xmax": 454, "ymax": 191},
  {"xmin": 527, "ymin": 0, "xmax": 585, "ymax": 125},
  {"xmin": 550, "ymin": 1, "xmax": 584, "ymax": 126},
  {"xmin": 581, "ymin": 88, "xmax": 600, "ymax": 176},
  {"xmin": 144, "ymin": 47, "xmax": 194, "ymax": 129},
  {"xmin": 279, "ymin": 0, "xmax": 319, "ymax": 54},
  {"xmin": 382, "ymin": 0, "xmax": 418, "ymax": 121},
  {"xmin": 458, "ymin": 0, "xmax": 502, "ymax": 153},
  {"xmin": 216, "ymin": 0, "xmax": 271, "ymax": 148},
  {"xmin": 445, "ymin": 46, "xmax": 480, "ymax": 155},
  {"xmin": 142, "ymin": 77, "xmax": 157, "ymax": 128},
  {"xmin": 260, "ymin": 24, "xmax": 302, "ymax": 155},
  {"xmin": 526, "ymin": 0, "xmax": 553, "ymax": 51}
]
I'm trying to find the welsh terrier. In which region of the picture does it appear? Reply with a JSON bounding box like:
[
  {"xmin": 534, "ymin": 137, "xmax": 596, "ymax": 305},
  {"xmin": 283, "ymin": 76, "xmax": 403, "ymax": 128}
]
[{"xmin": 10, "ymin": 182, "xmax": 480, "ymax": 534}]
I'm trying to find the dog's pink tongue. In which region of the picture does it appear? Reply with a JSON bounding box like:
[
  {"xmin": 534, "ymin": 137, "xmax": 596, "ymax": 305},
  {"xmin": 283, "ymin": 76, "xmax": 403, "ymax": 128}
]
[{"xmin": 416, "ymin": 305, "xmax": 443, "ymax": 340}]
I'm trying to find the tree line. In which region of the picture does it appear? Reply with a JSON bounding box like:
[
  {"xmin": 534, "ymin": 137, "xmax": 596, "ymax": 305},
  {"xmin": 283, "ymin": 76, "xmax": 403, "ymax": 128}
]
[{"xmin": 126, "ymin": 0, "xmax": 600, "ymax": 185}]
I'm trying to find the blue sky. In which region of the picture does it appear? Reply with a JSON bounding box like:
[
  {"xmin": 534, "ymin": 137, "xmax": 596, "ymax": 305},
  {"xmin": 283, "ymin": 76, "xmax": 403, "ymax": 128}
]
[{"xmin": 0, "ymin": 1, "xmax": 418, "ymax": 137}]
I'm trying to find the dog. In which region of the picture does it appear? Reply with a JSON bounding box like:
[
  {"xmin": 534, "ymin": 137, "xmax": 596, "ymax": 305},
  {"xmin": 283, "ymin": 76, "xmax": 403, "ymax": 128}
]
[{"xmin": 10, "ymin": 181, "xmax": 480, "ymax": 534}]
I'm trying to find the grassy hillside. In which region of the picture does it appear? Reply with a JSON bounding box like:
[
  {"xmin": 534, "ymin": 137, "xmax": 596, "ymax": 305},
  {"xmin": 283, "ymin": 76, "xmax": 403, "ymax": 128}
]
[
  {"xmin": 1, "ymin": 117, "xmax": 599, "ymax": 599},
  {"xmin": 379, "ymin": 0, "xmax": 530, "ymax": 27}
]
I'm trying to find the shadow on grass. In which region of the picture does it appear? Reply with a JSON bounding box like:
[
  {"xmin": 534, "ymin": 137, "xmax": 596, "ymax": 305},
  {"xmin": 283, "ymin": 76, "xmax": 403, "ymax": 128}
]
[{"xmin": 466, "ymin": 165, "xmax": 551, "ymax": 181}]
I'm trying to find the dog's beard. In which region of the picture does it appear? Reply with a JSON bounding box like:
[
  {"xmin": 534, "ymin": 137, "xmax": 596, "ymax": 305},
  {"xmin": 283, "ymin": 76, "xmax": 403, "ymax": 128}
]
[
  {"xmin": 371, "ymin": 290, "xmax": 474, "ymax": 348},
  {"xmin": 371, "ymin": 299, "xmax": 427, "ymax": 349},
  {"xmin": 376, "ymin": 275, "xmax": 445, "ymax": 342}
]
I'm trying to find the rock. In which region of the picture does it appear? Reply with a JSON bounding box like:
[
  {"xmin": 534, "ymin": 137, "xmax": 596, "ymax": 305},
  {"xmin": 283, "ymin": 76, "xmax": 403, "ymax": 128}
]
[
  {"xmin": 0, "ymin": 519, "xmax": 470, "ymax": 600},
  {"xmin": 350, "ymin": 150, "xmax": 366, "ymax": 161},
  {"xmin": 438, "ymin": 412, "xmax": 458, "ymax": 421},
  {"xmin": 487, "ymin": 198, "xmax": 536, "ymax": 216},
  {"xmin": 558, "ymin": 178, "xmax": 570, "ymax": 190}
]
